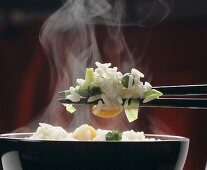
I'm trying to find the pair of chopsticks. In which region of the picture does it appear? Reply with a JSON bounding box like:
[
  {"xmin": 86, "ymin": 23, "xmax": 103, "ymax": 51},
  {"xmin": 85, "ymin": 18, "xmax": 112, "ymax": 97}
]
[{"xmin": 58, "ymin": 84, "xmax": 207, "ymax": 109}]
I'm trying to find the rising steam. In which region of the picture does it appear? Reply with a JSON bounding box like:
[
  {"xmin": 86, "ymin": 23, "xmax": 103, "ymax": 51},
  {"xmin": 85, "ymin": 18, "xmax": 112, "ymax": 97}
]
[{"xmin": 26, "ymin": 0, "xmax": 170, "ymax": 131}]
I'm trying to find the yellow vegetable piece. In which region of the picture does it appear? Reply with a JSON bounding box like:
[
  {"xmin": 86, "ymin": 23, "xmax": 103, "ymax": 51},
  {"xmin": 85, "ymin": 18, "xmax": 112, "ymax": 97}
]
[
  {"xmin": 72, "ymin": 124, "xmax": 97, "ymax": 140},
  {"xmin": 87, "ymin": 125, "xmax": 97, "ymax": 140},
  {"xmin": 92, "ymin": 105, "xmax": 123, "ymax": 118}
]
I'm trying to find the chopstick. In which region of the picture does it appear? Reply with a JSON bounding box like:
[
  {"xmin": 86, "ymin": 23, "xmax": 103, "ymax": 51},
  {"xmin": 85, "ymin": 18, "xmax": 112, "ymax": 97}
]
[
  {"xmin": 141, "ymin": 98, "xmax": 207, "ymax": 109},
  {"xmin": 58, "ymin": 98, "xmax": 207, "ymax": 109},
  {"xmin": 153, "ymin": 84, "xmax": 207, "ymax": 96},
  {"xmin": 58, "ymin": 84, "xmax": 207, "ymax": 109},
  {"xmin": 58, "ymin": 84, "xmax": 207, "ymax": 97}
]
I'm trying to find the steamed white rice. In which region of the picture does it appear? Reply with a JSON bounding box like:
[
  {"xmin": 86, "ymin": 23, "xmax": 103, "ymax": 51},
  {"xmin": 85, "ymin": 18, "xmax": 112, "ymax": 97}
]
[
  {"xmin": 29, "ymin": 123, "xmax": 75, "ymax": 141},
  {"xmin": 29, "ymin": 123, "xmax": 157, "ymax": 141}
]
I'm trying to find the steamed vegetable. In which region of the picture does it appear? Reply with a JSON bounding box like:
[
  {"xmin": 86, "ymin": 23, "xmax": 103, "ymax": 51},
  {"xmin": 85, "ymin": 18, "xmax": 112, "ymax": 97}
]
[
  {"xmin": 143, "ymin": 89, "xmax": 163, "ymax": 103},
  {"xmin": 72, "ymin": 124, "xmax": 97, "ymax": 140},
  {"xmin": 92, "ymin": 105, "xmax": 123, "ymax": 118},
  {"xmin": 63, "ymin": 104, "xmax": 76, "ymax": 113},
  {"xmin": 88, "ymin": 85, "xmax": 102, "ymax": 96},
  {"xmin": 84, "ymin": 68, "xmax": 95, "ymax": 85},
  {"xmin": 76, "ymin": 68, "xmax": 102, "ymax": 97},
  {"xmin": 105, "ymin": 131, "xmax": 122, "ymax": 141},
  {"xmin": 76, "ymin": 85, "xmax": 90, "ymax": 97},
  {"xmin": 124, "ymin": 99, "xmax": 139, "ymax": 122},
  {"xmin": 76, "ymin": 85, "xmax": 101, "ymax": 98},
  {"xmin": 121, "ymin": 73, "xmax": 135, "ymax": 88}
]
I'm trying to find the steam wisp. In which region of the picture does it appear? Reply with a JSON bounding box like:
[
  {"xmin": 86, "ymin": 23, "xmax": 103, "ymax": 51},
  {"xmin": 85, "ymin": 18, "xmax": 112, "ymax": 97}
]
[{"xmin": 27, "ymin": 0, "xmax": 170, "ymax": 131}]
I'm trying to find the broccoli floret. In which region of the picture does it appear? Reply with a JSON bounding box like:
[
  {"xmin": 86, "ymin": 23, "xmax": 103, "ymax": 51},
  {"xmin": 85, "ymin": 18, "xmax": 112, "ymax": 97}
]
[
  {"xmin": 76, "ymin": 85, "xmax": 102, "ymax": 98},
  {"xmin": 88, "ymin": 85, "xmax": 102, "ymax": 96},
  {"xmin": 76, "ymin": 85, "xmax": 90, "ymax": 98},
  {"xmin": 121, "ymin": 74, "xmax": 135, "ymax": 88},
  {"xmin": 75, "ymin": 68, "xmax": 102, "ymax": 97},
  {"xmin": 105, "ymin": 131, "xmax": 122, "ymax": 141}
]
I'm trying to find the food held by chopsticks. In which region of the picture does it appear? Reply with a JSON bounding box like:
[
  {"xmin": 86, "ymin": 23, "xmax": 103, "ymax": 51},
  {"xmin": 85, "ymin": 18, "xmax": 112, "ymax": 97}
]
[{"xmin": 60, "ymin": 62, "xmax": 162, "ymax": 122}]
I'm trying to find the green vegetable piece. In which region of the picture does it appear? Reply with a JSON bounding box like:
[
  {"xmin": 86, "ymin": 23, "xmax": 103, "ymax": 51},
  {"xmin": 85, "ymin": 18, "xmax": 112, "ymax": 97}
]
[
  {"xmin": 121, "ymin": 74, "xmax": 134, "ymax": 88},
  {"xmin": 124, "ymin": 99, "xmax": 139, "ymax": 122},
  {"xmin": 88, "ymin": 85, "xmax": 102, "ymax": 96},
  {"xmin": 84, "ymin": 68, "xmax": 95, "ymax": 85},
  {"xmin": 63, "ymin": 104, "xmax": 76, "ymax": 113},
  {"xmin": 76, "ymin": 85, "xmax": 90, "ymax": 98},
  {"xmin": 105, "ymin": 131, "xmax": 122, "ymax": 141},
  {"xmin": 75, "ymin": 68, "xmax": 97, "ymax": 97},
  {"xmin": 143, "ymin": 89, "xmax": 163, "ymax": 103},
  {"xmin": 76, "ymin": 85, "xmax": 102, "ymax": 97}
]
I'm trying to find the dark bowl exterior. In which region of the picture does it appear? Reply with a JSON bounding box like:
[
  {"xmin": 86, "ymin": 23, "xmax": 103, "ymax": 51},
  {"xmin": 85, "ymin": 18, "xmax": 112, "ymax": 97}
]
[{"xmin": 0, "ymin": 133, "xmax": 189, "ymax": 170}]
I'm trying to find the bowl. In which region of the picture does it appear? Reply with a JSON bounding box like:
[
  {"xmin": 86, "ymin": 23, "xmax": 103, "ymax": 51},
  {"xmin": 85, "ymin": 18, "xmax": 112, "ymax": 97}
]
[{"xmin": 0, "ymin": 133, "xmax": 189, "ymax": 170}]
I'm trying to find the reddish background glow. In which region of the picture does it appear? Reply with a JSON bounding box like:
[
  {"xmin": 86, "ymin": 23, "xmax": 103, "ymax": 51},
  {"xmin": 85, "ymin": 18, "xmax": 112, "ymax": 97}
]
[{"xmin": 0, "ymin": 1, "xmax": 207, "ymax": 169}]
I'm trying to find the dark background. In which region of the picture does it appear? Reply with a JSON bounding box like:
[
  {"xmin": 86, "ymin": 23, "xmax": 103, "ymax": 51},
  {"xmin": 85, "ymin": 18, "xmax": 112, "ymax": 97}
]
[{"xmin": 0, "ymin": 0, "xmax": 207, "ymax": 170}]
